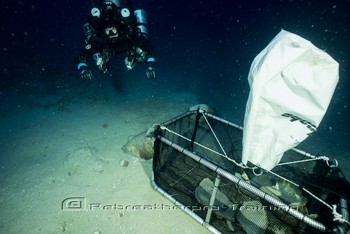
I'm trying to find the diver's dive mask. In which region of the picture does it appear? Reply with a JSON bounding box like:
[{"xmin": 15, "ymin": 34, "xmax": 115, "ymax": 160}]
[{"xmin": 105, "ymin": 26, "xmax": 118, "ymax": 38}]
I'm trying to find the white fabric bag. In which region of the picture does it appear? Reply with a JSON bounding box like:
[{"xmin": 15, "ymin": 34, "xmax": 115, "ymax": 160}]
[{"xmin": 242, "ymin": 30, "xmax": 339, "ymax": 171}]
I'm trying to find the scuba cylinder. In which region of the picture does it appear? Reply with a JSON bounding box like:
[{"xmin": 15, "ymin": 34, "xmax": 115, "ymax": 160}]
[
  {"xmin": 134, "ymin": 9, "xmax": 148, "ymax": 36},
  {"xmin": 83, "ymin": 23, "xmax": 95, "ymax": 42},
  {"xmin": 111, "ymin": 0, "xmax": 121, "ymax": 7},
  {"xmin": 93, "ymin": 53, "xmax": 103, "ymax": 67}
]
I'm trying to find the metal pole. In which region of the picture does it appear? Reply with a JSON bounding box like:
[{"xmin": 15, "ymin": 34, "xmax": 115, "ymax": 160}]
[{"xmin": 205, "ymin": 174, "xmax": 221, "ymax": 223}]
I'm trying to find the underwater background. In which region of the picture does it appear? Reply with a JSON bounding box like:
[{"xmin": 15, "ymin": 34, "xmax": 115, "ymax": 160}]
[
  {"xmin": 1, "ymin": 0, "xmax": 349, "ymax": 152},
  {"xmin": 0, "ymin": 0, "xmax": 349, "ymax": 233}
]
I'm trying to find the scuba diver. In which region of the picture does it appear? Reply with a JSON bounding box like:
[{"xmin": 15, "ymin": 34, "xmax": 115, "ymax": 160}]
[{"xmin": 76, "ymin": 0, "xmax": 156, "ymax": 79}]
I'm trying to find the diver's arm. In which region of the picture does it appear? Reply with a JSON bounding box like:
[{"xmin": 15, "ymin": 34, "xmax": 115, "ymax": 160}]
[
  {"xmin": 76, "ymin": 53, "xmax": 92, "ymax": 80},
  {"xmin": 138, "ymin": 35, "xmax": 156, "ymax": 79}
]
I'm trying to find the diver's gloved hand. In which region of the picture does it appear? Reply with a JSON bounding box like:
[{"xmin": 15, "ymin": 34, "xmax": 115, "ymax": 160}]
[
  {"xmin": 80, "ymin": 67, "xmax": 94, "ymax": 80},
  {"xmin": 146, "ymin": 66, "xmax": 156, "ymax": 79},
  {"xmin": 146, "ymin": 57, "xmax": 156, "ymax": 79},
  {"xmin": 78, "ymin": 62, "xmax": 94, "ymax": 80},
  {"xmin": 94, "ymin": 53, "xmax": 110, "ymax": 74}
]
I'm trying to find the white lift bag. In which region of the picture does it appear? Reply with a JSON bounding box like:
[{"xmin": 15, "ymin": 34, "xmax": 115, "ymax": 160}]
[{"xmin": 242, "ymin": 30, "xmax": 339, "ymax": 171}]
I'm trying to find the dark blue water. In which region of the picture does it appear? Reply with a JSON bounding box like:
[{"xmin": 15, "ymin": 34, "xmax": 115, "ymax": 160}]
[
  {"xmin": 0, "ymin": 1, "xmax": 350, "ymax": 233},
  {"xmin": 1, "ymin": 1, "xmax": 349, "ymax": 162}
]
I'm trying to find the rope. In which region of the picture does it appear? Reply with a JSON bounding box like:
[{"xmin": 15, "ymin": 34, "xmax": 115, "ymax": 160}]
[
  {"xmin": 268, "ymin": 168, "xmax": 349, "ymax": 225},
  {"xmin": 160, "ymin": 125, "xmax": 246, "ymax": 169},
  {"xmin": 332, "ymin": 205, "xmax": 350, "ymax": 225},
  {"xmin": 266, "ymin": 168, "xmax": 300, "ymax": 187},
  {"xmin": 159, "ymin": 113, "xmax": 247, "ymax": 169},
  {"xmin": 277, "ymin": 156, "xmax": 329, "ymax": 166},
  {"xmin": 199, "ymin": 111, "xmax": 249, "ymax": 169},
  {"xmin": 160, "ymin": 126, "xmax": 224, "ymax": 157},
  {"xmin": 159, "ymin": 111, "xmax": 349, "ymax": 225},
  {"xmin": 291, "ymin": 147, "xmax": 317, "ymax": 158},
  {"xmin": 200, "ymin": 111, "xmax": 228, "ymax": 157},
  {"xmin": 269, "ymin": 168, "xmax": 333, "ymax": 210}
]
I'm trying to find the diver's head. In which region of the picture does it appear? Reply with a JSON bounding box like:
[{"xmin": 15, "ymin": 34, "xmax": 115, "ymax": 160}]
[
  {"xmin": 104, "ymin": 0, "xmax": 121, "ymax": 7},
  {"xmin": 103, "ymin": 0, "xmax": 119, "ymax": 17},
  {"xmin": 103, "ymin": 0, "xmax": 114, "ymax": 12}
]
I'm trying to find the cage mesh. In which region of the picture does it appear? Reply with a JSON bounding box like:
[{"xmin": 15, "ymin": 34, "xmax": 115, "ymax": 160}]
[{"xmin": 152, "ymin": 110, "xmax": 342, "ymax": 234}]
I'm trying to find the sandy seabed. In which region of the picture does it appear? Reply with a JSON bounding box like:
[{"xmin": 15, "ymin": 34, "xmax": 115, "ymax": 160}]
[
  {"xmin": 0, "ymin": 76, "xmax": 210, "ymax": 234},
  {"xmin": 1, "ymin": 72, "xmax": 349, "ymax": 234}
]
